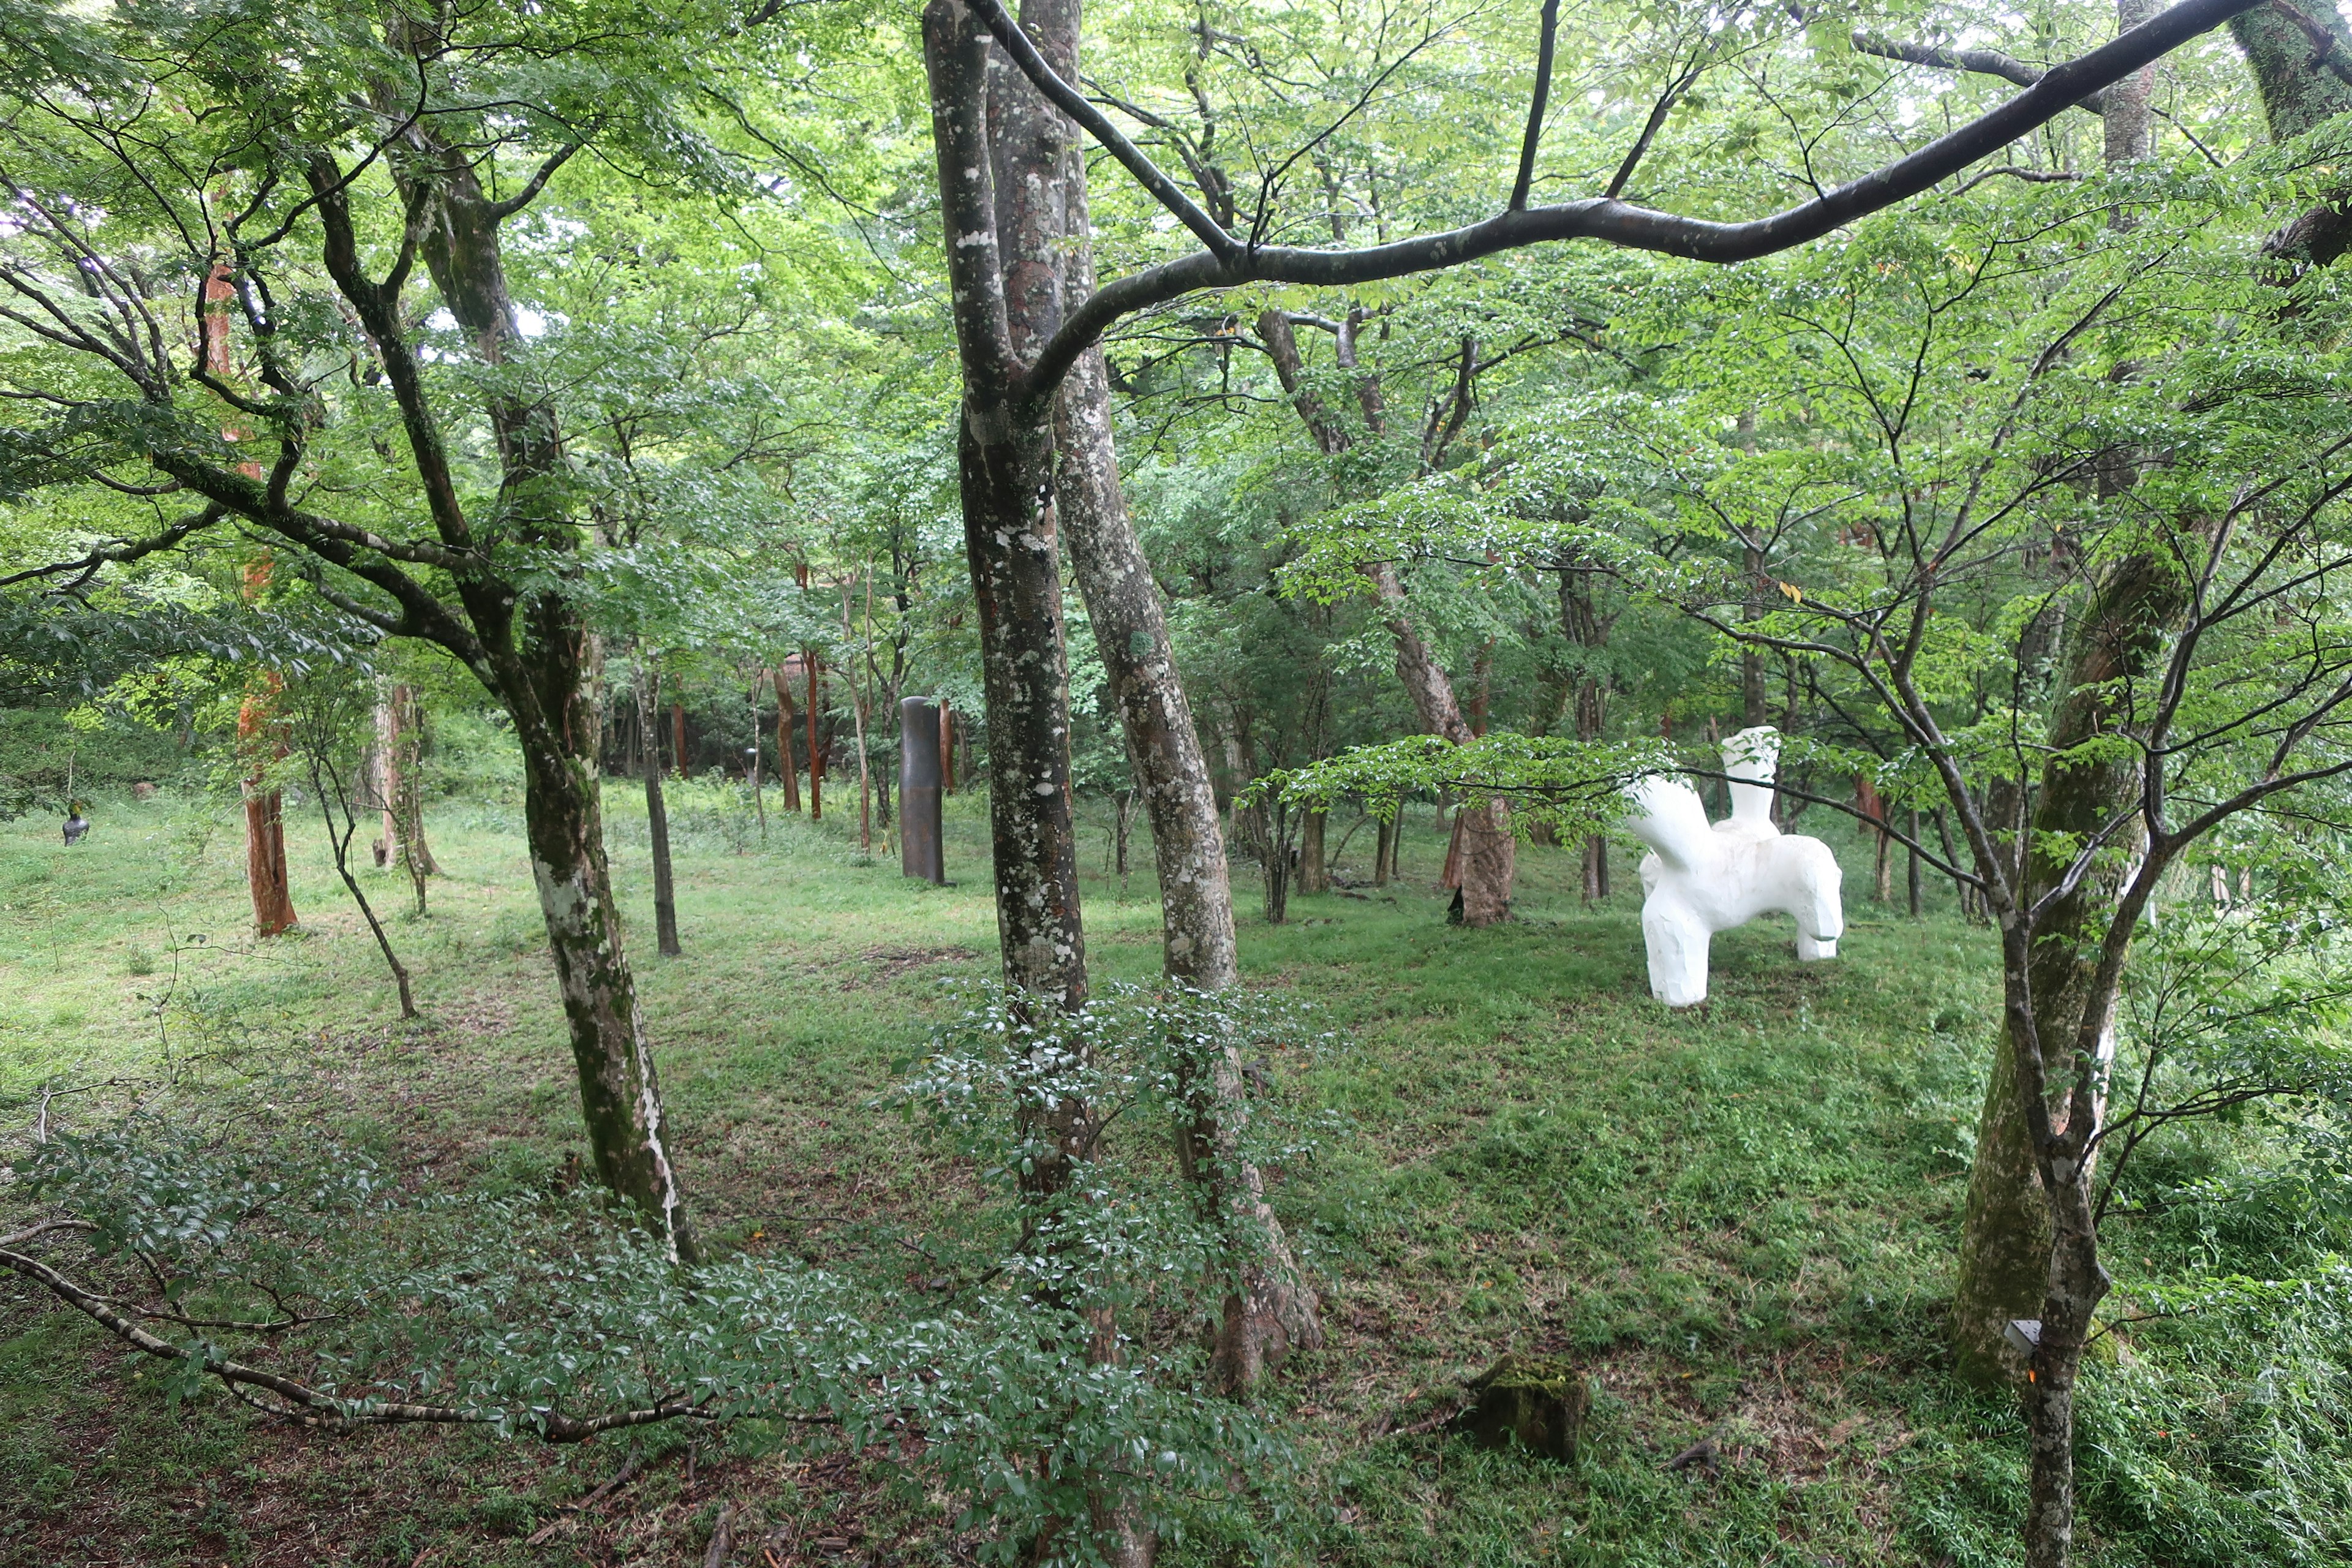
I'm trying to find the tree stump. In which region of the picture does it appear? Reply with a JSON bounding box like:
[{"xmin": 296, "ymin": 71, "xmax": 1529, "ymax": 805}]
[{"xmin": 1454, "ymin": 1354, "xmax": 1588, "ymax": 1463}]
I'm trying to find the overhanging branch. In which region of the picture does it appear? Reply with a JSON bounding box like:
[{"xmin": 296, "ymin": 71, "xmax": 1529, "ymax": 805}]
[{"xmin": 1008, "ymin": 0, "xmax": 2261, "ymax": 403}]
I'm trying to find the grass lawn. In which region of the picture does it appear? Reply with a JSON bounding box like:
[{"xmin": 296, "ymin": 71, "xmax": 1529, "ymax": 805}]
[{"xmin": 0, "ymin": 778, "xmax": 2333, "ymax": 1566}]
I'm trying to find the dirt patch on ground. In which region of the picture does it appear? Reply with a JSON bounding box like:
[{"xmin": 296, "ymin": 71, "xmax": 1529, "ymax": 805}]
[{"xmin": 839, "ymin": 946, "xmax": 980, "ymax": 990}]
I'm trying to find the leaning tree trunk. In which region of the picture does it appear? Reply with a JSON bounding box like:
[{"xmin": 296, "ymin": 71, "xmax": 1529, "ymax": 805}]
[
  {"xmin": 516, "ymin": 712, "xmax": 695, "ymax": 1262},
  {"xmin": 393, "ymin": 119, "xmax": 697, "ymax": 1263},
  {"xmin": 1368, "ymin": 560, "xmax": 1515, "ymax": 924},
  {"xmin": 1951, "ymin": 585, "xmax": 2152, "ymax": 1380},
  {"xmin": 1051, "ymin": 78, "xmax": 1322, "ymax": 1397}
]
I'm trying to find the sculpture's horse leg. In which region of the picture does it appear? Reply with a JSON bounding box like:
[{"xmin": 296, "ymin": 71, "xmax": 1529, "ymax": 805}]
[{"xmin": 1643, "ymin": 897, "xmax": 1711, "ymax": 1006}]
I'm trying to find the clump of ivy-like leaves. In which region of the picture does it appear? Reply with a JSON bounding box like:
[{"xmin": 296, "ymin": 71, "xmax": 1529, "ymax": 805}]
[
  {"xmin": 7, "ymin": 981, "xmax": 1338, "ymax": 1565},
  {"xmin": 1251, "ymin": 730, "xmax": 1673, "ymax": 842},
  {"xmin": 891, "ymin": 979, "xmax": 1343, "ymax": 1556}
]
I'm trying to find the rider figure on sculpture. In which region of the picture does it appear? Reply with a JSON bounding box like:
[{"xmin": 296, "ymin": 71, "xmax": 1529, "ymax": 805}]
[{"xmin": 1627, "ymin": 726, "xmax": 1844, "ymax": 1008}]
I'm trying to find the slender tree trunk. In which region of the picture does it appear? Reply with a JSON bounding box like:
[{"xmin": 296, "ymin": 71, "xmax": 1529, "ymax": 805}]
[
  {"xmin": 636, "ymin": 653, "xmax": 682, "ymax": 959},
  {"xmin": 671, "ymin": 703, "xmax": 688, "ymax": 780},
  {"xmin": 1368, "ymin": 562, "xmax": 1515, "ymax": 924},
  {"xmin": 239, "ymin": 680, "xmax": 298, "ymax": 937},
  {"xmin": 1058, "ymin": 359, "xmax": 1242, "ymax": 992},
  {"xmin": 383, "ymin": 682, "xmax": 436, "ymax": 913},
  {"xmin": 1907, "ymin": 808, "xmax": 1922, "ymax": 918},
  {"xmin": 386, "ymin": 129, "xmax": 695, "ymax": 1258},
  {"xmin": 941, "ymin": 701, "xmax": 958, "ymax": 794},
  {"xmin": 1374, "ymin": 816, "xmax": 1394, "ymax": 886},
  {"xmin": 311, "ymin": 756, "xmax": 415, "ymax": 1020},
  {"xmin": 805, "ymin": 654, "xmax": 824, "ymax": 824},
  {"xmin": 1061, "ymin": 251, "xmax": 1321, "ymax": 1387},
  {"xmin": 926, "ymin": 0, "xmax": 1088, "ymax": 1017},
  {"xmin": 772, "ymin": 667, "xmax": 802, "ymax": 813},
  {"xmin": 519, "ymin": 725, "xmax": 695, "ymax": 1261},
  {"xmin": 748, "ymin": 673, "xmax": 767, "ymax": 842},
  {"xmin": 237, "ymin": 564, "xmax": 298, "ymax": 936},
  {"xmin": 374, "ymin": 683, "xmax": 398, "ymax": 865}
]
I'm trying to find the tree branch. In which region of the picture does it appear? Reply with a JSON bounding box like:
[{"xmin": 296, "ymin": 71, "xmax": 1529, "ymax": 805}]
[
  {"xmin": 1012, "ymin": 0, "xmax": 2265, "ymax": 404},
  {"xmin": 1510, "ymin": 0, "xmax": 1561, "ymax": 209},
  {"xmin": 0, "ymin": 507, "xmax": 223, "ymax": 590},
  {"xmin": 0, "ymin": 1239, "xmax": 707, "ymax": 1442},
  {"xmin": 957, "ymin": 0, "xmax": 1237, "ymax": 261}
]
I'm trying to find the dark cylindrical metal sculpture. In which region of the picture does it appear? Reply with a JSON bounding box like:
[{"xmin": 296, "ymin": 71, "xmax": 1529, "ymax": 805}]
[{"xmin": 901, "ymin": 696, "xmax": 944, "ymax": 884}]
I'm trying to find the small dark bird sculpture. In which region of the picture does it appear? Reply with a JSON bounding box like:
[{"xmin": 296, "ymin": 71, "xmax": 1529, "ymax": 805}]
[{"xmin": 62, "ymin": 807, "xmax": 89, "ymax": 845}]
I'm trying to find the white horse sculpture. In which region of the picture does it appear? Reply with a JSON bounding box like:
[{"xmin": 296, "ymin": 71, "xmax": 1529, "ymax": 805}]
[{"xmin": 1628, "ymin": 726, "xmax": 1842, "ymax": 1007}]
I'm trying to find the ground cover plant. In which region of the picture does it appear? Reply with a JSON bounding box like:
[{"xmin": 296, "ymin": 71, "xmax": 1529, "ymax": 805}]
[
  {"xmin": 13, "ymin": 1, "xmax": 2352, "ymax": 1564},
  {"xmin": 7, "ymin": 782, "xmax": 2350, "ymax": 1566}
]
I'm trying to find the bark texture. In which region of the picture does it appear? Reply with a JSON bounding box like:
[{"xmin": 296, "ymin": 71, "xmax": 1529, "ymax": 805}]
[
  {"xmin": 1954, "ymin": 545, "xmax": 2180, "ymax": 1380},
  {"xmin": 927, "ymin": 0, "xmax": 1088, "ymax": 1011},
  {"xmin": 1058, "ymin": 217, "xmax": 1324, "ymax": 1389}
]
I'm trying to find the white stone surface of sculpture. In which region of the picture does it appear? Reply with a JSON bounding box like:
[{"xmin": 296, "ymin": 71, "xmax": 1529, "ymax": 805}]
[{"xmin": 1627, "ymin": 726, "xmax": 1843, "ymax": 1007}]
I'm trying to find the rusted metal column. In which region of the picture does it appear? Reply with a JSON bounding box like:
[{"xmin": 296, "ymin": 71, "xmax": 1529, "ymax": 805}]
[{"xmin": 901, "ymin": 696, "xmax": 944, "ymax": 884}]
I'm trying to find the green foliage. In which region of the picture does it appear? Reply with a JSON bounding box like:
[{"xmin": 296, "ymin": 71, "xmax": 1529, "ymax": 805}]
[
  {"xmin": 1257, "ymin": 731, "xmax": 1672, "ymax": 841},
  {"xmin": 14, "ymin": 978, "xmax": 1338, "ymax": 1564}
]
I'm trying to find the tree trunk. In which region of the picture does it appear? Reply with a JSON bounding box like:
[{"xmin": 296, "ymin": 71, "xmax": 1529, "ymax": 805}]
[
  {"xmin": 1374, "ymin": 816, "xmax": 1394, "ymax": 886},
  {"xmin": 374, "ymin": 684, "xmax": 398, "ymax": 866},
  {"xmin": 520, "ymin": 732, "xmax": 695, "ymax": 1261},
  {"xmin": 240, "ymin": 715, "xmax": 298, "ymax": 938},
  {"xmin": 1258, "ymin": 310, "xmax": 1513, "ymax": 924},
  {"xmin": 805, "ymin": 653, "xmax": 824, "ymax": 823},
  {"xmin": 748, "ymin": 673, "xmax": 767, "ymax": 843},
  {"xmin": 1057, "ymin": 346, "xmax": 1238, "ymax": 993},
  {"xmin": 925, "ymin": 0, "xmax": 1086, "ymax": 1014},
  {"xmin": 383, "ymin": 682, "xmax": 437, "ymax": 913},
  {"xmin": 671, "ymin": 702, "xmax": 688, "ymax": 779},
  {"xmin": 1298, "ymin": 809, "xmax": 1327, "ymax": 894},
  {"xmin": 636, "ymin": 654, "xmax": 682, "ymax": 959},
  {"xmin": 772, "ymin": 666, "xmax": 802, "ymax": 813},
  {"xmin": 395, "ymin": 125, "xmax": 695, "ymax": 1262},
  {"xmin": 927, "ymin": 9, "xmax": 1145, "ymax": 1558},
  {"xmin": 237, "ymin": 562, "xmax": 298, "ymax": 937},
  {"xmin": 1953, "ymin": 0, "xmax": 2190, "ymax": 1384},
  {"xmin": 1368, "ymin": 562, "xmax": 1514, "ymax": 924}
]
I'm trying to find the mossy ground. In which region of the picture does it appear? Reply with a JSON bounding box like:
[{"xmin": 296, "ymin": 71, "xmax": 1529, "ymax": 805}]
[{"xmin": 0, "ymin": 780, "xmax": 2337, "ymax": 1565}]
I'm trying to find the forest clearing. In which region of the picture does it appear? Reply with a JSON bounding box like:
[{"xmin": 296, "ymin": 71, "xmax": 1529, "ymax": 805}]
[
  {"xmin": 10, "ymin": 0, "xmax": 2352, "ymax": 1562},
  {"xmin": 10, "ymin": 785, "xmax": 2184, "ymax": 1568}
]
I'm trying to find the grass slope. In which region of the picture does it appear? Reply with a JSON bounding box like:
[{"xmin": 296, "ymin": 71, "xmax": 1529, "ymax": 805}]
[{"xmin": 0, "ymin": 781, "xmax": 2339, "ymax": 1566}]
